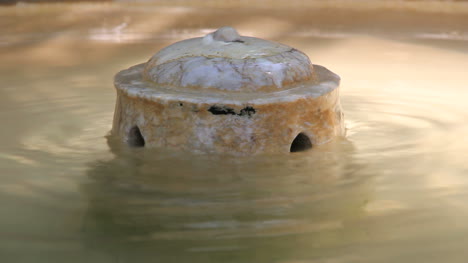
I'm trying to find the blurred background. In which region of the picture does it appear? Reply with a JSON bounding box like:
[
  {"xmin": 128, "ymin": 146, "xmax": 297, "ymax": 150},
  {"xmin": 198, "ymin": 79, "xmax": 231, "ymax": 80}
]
[{"xmin": 1, "ymin": 1, "xmax": 468, "ymax": 263}]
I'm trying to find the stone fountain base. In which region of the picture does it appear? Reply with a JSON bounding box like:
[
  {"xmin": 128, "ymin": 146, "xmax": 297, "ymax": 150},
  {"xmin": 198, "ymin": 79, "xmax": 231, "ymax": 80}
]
[{"xmin": 112, "ymin": 64, "xmax": 344, "ymax": 154}]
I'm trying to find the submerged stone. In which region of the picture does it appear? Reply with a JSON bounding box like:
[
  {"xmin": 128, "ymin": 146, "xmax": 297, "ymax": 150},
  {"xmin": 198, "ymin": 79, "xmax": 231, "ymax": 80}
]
[{"xmin": 112, "ymin": 27, "xmax": 345, "ymax": 154}]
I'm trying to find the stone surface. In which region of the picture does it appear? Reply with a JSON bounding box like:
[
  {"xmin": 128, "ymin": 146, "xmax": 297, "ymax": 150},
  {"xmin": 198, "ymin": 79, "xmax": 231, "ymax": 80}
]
[{"xmin": 112, "ymin": 27, "xmax": 345, "ymax": 154}]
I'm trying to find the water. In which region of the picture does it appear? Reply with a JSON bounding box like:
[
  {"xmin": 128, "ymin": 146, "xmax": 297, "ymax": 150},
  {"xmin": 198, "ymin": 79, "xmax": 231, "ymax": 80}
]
[{"xmin": 1, "ymin": 1, "xmax": 468, "ymax": 262}]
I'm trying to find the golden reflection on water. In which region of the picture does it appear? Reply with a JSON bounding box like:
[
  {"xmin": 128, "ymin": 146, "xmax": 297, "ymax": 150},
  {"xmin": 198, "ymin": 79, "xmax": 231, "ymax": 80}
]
[{"xmin": 1, "ymin": 1, "xmax": 468, "ymax": 262}]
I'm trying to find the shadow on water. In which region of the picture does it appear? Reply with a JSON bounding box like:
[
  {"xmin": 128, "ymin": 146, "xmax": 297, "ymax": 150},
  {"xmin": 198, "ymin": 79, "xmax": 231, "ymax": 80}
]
[{"xmin": 80, "ymin": 135, "xmax": 373, "ymax": 262}]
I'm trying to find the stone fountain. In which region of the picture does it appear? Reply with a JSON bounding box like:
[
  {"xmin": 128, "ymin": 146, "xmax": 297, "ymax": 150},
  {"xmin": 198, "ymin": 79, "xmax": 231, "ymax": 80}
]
[{"xmin": 112, "ymin": 27, "xmax": 344, "ymax": 154}]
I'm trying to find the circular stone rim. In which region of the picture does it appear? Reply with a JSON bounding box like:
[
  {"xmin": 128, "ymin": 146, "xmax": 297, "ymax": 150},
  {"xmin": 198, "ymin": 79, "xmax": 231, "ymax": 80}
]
[{"xmin": 114, "ymin": 63, "xmax": 340, "ymax": 106}]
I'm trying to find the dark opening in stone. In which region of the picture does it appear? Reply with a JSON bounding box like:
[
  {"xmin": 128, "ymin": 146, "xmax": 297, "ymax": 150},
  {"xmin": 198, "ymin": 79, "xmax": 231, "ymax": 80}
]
[
  {"xmin": 239, "ymin": 106, "xmax": 256, "ymax": 117},
  {"xmin": 128, "ymin": 126, "xmax": 145, "ymax": 147},
  {"xmin": 208, "ymin": 105, "xmax": 256, "ymax": 118},
  {"xmin": 290, "ymin": 133, "xmax": 312, "ymax": 152},
  {"xmin": 208, "ymin": 105, "xmax": 236, "ymax": 115}
]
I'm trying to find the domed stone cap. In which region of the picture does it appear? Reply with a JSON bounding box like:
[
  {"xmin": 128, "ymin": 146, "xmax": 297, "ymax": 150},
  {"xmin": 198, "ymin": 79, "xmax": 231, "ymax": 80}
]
[{"xmin": 143, "ymin": 27, "xmax": 315, "ymax": 93}]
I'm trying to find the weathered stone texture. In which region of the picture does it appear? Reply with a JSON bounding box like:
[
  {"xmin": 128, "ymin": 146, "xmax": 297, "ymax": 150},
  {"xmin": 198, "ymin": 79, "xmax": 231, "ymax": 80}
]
[{"xmin": 112, "ymin": 27, "xmax": 344, "ymax": 154}]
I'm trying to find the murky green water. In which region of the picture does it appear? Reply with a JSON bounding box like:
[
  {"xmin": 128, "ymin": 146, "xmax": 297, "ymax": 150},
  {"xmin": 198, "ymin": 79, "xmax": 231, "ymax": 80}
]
[{"xmin": 2, "ymin": 2, "xmax": 468, "ymax": 262}]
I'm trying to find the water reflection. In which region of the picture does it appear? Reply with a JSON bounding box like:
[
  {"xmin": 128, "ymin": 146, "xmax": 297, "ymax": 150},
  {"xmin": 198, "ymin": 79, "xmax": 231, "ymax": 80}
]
[{"xmin": 81, "ymin": 136, "xmax": 372, "ymax": 262}]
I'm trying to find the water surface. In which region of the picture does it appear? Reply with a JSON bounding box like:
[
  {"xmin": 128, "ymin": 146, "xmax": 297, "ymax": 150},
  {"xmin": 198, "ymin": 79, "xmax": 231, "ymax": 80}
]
[{"xmin": 1, "ymin": 2, "xmax": 468, "ymax": 262}]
